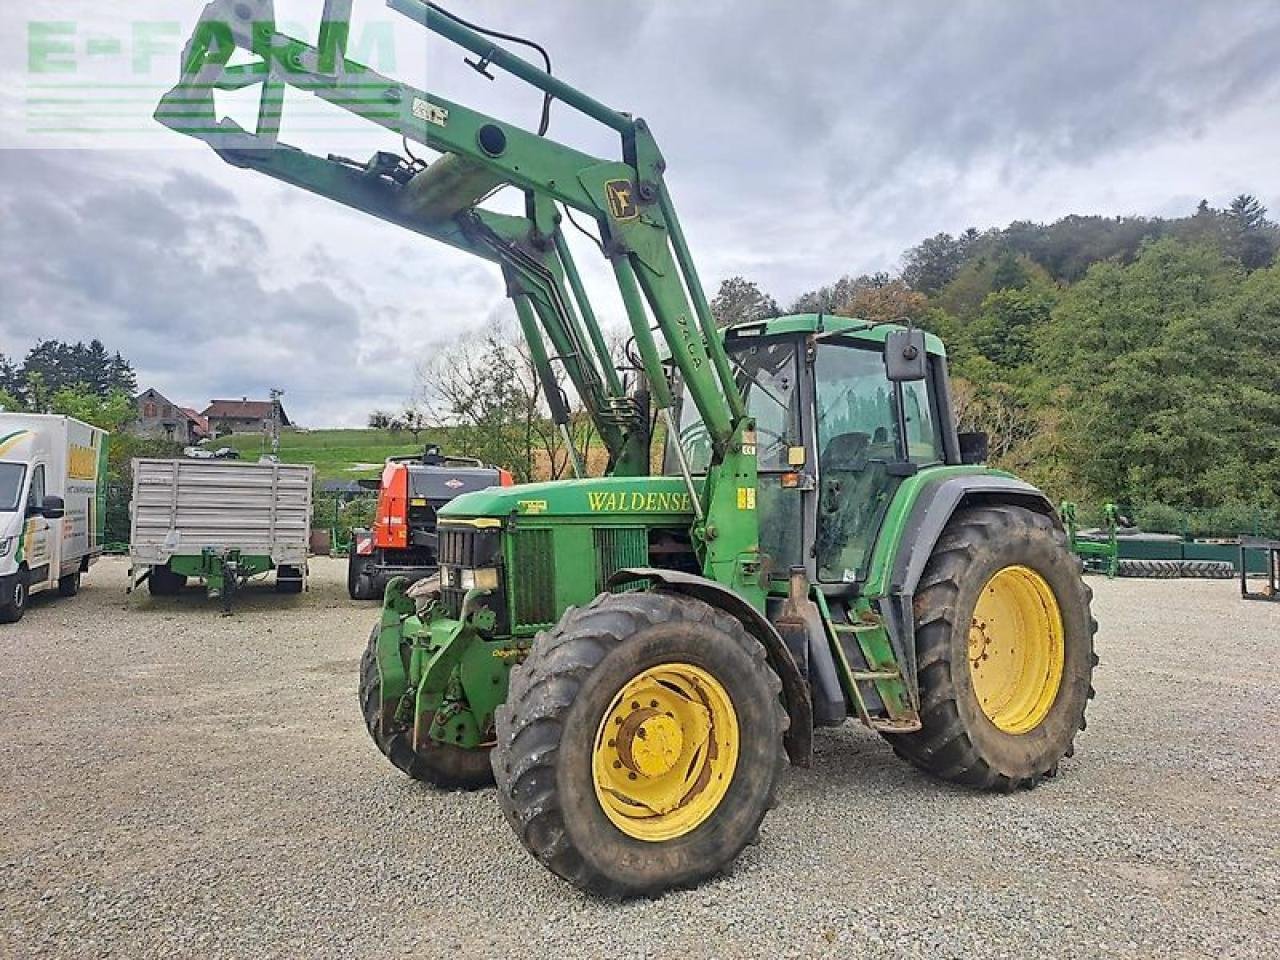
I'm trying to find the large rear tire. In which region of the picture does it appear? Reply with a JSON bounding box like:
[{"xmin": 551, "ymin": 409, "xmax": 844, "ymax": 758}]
[
  {"xmin": 885, "ymin": 504, "xmax": 1096, "ymax": 790},
  {"xmin": 357, "ymin": 625, "xmax": 494, "ymax": 789},
  {"xmin": 492, "ymin": 591, "xmax": 786, "ymax": 898}
]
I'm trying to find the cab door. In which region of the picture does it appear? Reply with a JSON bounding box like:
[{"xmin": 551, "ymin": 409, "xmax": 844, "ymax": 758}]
[
  {"xmin": 810, "ymin": 339, "xmax": 945, "ymax": 584},
  {"xmin": 23, "ymin": 464, "xmax": 53, "ymax": 586}
]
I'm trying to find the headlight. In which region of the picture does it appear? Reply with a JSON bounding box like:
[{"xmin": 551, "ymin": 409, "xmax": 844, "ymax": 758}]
[
  {"xmin": 451, "ymin": 567, "xmax": 499, "ymax": 591},
  {"xmin": 0, "ymin": 537, "xmax": 12, "ymax": 558}
]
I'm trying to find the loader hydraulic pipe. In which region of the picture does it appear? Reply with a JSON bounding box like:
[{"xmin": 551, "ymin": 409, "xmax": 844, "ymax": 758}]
[
  {"xmin": 610, "ymin": 256, "xmax": 673, "ymax": 412},
  {"xmin": 552, "ymin": 227, "xmax": 622, "ymax": 397},
  {"xmin": 388, "ymin": 0, "xmax": 635, "ymax": 135},
  {"xmin": 512, "ymin": 292, "xmax": 584, "ymax": 477}
]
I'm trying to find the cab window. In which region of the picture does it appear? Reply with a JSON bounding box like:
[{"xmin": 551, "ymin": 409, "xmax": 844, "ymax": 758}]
[{"xmin": 26, "ymin": 465, "xmax": 45, "ymax": 514}]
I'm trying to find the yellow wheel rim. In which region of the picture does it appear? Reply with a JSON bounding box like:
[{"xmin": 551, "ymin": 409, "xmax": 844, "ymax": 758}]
[
  {"xmin": 968, "ymin": 565, "xmax": 1065, "ymax": 734},
  {"xmin": 591, "ymin": 663, "xmax": 739, "ymax": 842}
]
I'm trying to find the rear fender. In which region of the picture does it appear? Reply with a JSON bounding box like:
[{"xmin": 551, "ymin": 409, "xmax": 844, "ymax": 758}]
[
  {"xmin": 881, "ymin": 475, "xmax": 1059, "ymax": 702},
  {"xmin": 611, "ymin": 567, "xmax": 814, "ymax": 767}
]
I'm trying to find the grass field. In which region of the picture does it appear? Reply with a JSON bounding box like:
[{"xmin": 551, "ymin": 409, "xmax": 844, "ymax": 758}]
[{"xmin": 219, "ymin": 428, "xmax": 446, "ymax": 483}]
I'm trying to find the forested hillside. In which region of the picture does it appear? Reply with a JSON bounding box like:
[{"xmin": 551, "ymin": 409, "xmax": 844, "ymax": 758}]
[{"xmin": 711, "ymin": 196, "xmax": 1280, "ymax": 526}]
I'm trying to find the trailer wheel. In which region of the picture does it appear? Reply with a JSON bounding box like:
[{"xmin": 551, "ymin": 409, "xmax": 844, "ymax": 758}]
[
  {"xmin": 0, "ymin": 567, "xmax": 29, "ymax": 623},
  {"xmin": 275, "ymin": 565, "xmax": 304, "ymax": 594},
  {"xmin": 148, "ymin": 564, "xmax": 186, "ymax": 596},
  {"xmin": 58, "ymin": 571, "xmax": 81, "ymax": 597},
  {"xmin": 358, "ymin": 625, "xmax": 494, "ymax": 789}
]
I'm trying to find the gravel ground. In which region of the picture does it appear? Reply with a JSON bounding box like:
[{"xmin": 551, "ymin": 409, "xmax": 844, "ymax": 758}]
[{"xmin": 2, "ymin": 557, "xmax": 1277, "ymax": 959}]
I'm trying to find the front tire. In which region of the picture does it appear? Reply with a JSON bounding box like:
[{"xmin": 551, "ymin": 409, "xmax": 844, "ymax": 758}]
[
  {"xmin": 0, "ymin": 568, "xmax": 29, "ymax": 623},
  {"xmin": 886, "ymin": 504, "xmax": 1096, "ymax": 790},
  {"xmin": 357, "ymin": 625, "xmax": 494, "ymax": 789},
  {"xmin": 493, "ymin": 591, "xmax": 786, "ymax": 898}
]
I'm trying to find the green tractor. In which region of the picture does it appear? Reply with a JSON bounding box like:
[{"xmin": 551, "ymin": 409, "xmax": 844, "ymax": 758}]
[{"xmin": 159, "ymin": 0, "xmax": 1096, "ymax": 897}]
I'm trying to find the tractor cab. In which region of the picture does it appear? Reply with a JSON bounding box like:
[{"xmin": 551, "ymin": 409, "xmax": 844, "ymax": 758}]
[{"xmin": 667, "ymin": 314, "xmax": 954, "ymax": 586}]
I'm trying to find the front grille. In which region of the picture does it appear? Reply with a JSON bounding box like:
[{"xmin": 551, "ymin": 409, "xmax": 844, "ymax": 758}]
[
  {"xmin": 437, "ymin": 525, "xmax": 500, "ymax": 568},
  {"xmin": 512, "ymin": 529, "xmax": 555, "ymax": 626},
  {"xmin": 594, "ymin": 527, "xmax": 649, "ymax": 593}
]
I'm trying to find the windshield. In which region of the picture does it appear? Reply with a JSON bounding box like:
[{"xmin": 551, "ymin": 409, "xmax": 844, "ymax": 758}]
[
  {"xmin": 666, "ymin": 338, "xmax": 800, "ymax": 475},
  {"xmin": 0, "ymin": 462, "xmax": 25, "ymax": 512},
  {"xmin": 815, "ymin": 340, "xmax": 942, "ymax": 465}
]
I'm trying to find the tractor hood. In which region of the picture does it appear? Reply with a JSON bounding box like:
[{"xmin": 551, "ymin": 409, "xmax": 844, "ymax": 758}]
[{"xmin": 437, "ymin": 475, "xmax": 697, "ymax": 523}]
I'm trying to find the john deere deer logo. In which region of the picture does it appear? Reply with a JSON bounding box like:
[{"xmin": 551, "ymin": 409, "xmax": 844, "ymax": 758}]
[{"xmin": 605, "ymin": 180, "xmax": 638, "ymax": 221}]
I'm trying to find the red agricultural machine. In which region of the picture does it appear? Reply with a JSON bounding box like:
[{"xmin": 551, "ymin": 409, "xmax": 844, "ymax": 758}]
[{"xmin": 347, "ymin": 446, "xmax": 512, "ymax": 599}]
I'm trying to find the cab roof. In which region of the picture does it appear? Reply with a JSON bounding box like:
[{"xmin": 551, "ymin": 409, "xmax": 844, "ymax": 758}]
[{"xmin": 723, "ymin": 313, "xmax": 947, "ymax": 356}]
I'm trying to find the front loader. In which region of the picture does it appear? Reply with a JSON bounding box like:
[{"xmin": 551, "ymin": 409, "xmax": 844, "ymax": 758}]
[{"xmin": 158, "ymin": 0, "xmax": 1096, "ymax": 897}]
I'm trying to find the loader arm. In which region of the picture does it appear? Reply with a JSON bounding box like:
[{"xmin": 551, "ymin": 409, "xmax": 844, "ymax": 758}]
[{"xmin": 156, "ymin": 0, "xmax": 764, "ymax": 602}]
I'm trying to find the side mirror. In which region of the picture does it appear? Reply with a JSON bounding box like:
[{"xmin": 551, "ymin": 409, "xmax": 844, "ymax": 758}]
[
  {"xmin": 958, "ymin": 431, "xmax": 988, "ymax": 465},
  {"xmin": 884, "ymin": 328, "xmax": 928, "ymax": 382},
  {"xmin": 41, "ymin": 495, "xmax": 66, "ymax": 520}
]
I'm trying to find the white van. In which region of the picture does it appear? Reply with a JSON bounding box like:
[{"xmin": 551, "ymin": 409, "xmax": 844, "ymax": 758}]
[{"xmin": 0, "ymin": 414, "xmax": 109, "ymax": 622}]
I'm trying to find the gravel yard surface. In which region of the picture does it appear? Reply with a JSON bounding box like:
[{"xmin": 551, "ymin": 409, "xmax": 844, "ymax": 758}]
[{"xmin": 2, "ymin": 557, "xmax": 1277, "ymax": 959}]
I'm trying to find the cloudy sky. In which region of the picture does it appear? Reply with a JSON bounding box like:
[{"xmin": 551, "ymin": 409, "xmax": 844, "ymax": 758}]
[{"xmin": 2, "ymin": 0, "xmax": 1279, "ymax": 426}]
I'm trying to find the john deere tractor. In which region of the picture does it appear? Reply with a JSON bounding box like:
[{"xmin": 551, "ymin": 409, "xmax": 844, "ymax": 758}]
[{"xmin": 159, "ymin": 0, "xmax": 1096, "ymax": 897}]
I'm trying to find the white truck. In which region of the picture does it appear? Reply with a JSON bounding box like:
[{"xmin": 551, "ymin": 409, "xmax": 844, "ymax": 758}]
[
  {"xmin": 0, "ymin": 413, "xmax": 109, "ymax": 622},
  {"xmin": 129, "ymin": 457, "xmax": 313, "ymax": 607}
]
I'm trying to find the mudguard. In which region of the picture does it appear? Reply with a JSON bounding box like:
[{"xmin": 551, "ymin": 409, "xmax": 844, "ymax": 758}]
[
  {"xmin": 878, "ymin": 473, "xmax": 1060, "ymax": 704},
  {"xmin": 610, "ymin": 567, "xmax": 814, "ymax": 767}
]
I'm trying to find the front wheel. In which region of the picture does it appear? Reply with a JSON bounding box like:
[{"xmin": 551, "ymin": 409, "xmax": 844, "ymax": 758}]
[
  {"xmin": 357, "ymin": 625, "xmax": 493, "ymax": 789},
  {"xmin": 492, "ymin": 591, "xmax": 786, "ymax": 898},
  {"xmin": 0, "ymin": 569, "xmax": 29, "ymax": 623},
  {"xmin": 884, "ymin": 504, "xmax": 1097, "ymax": 790}
]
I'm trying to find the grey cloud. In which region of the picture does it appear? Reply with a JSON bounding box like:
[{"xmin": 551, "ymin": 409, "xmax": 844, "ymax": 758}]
[{"xmin": 3, "ymin": 1, "xmax": 1280, "ymax": 423}]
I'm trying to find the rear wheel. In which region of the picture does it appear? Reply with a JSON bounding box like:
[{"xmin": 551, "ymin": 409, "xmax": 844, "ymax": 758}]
[
  {"xmin": 0, "ymin": 568, "xmax": 29, "ymax": 623},
  {"xmin": 147, "ymin": 564, "xmax": 186, "ymax": 596},
  {"xmin": 493, "ymin": 591, "xmax": 786, "ymax": 898},
  {"xmin": 58, "ymin": 570, "xmax": 81, "ymax": 597},
  {"xmin": 885, "ymin": 505, "xmax": 1096, "ymax": 790},
  {"xmin": 357, "ymin": 625, "xmax": 493, "ymax": 789}
]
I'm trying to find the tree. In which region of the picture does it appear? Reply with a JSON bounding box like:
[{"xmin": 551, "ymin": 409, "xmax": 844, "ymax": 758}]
[
  {"xmin": 902, "ymin": 233, "xmax": 963, "ymax": 294},
  {"xmin": 709, "ymin": 276, "xmax": 778, "ymax": 328},
  {"xmin": 1223, "ymin": 194, "xmax": 1277, "ymax": 270},
  {"xmin": 49, "ymin": 385, "xmax": 135, "ymax": 432},
  {"xmin": 789, "ymin": 273, "xmax": 890, "ymax": 315},
  {"xmin": 367, "ymin": 410, "xmax": 393, "ymax": 429},
  {"xmin": 1, "ymin": 339, "xmax": 136, "ymax": 410},
  {"xmin": 401, "ymin": 407, "xmax": 427, "ymax": 442},
  {"xmin": 836, "ymin": 278, "xmax": 928, "ymax": 323}
]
